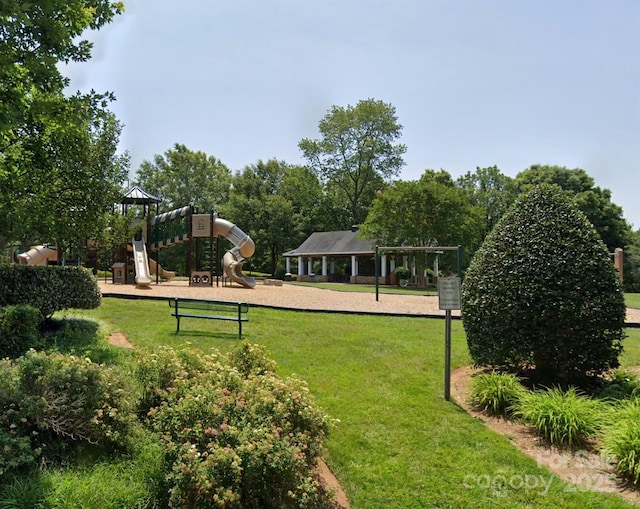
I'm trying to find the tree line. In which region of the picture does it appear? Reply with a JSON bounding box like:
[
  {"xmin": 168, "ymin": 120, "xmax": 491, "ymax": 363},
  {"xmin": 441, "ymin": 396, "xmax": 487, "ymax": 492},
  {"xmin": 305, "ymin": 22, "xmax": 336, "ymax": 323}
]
[{"xmin": 2, "ymin": 2, "xmax": 639, "ymax": 291}]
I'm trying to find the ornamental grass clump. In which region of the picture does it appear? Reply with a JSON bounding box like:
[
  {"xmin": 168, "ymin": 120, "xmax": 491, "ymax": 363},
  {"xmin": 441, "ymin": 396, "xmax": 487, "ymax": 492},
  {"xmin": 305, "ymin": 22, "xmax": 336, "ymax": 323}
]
[
  {"xmin": 513, "ymin": 387, "xmax": 604, "ymax": 448},
  {"xmin": 601, "ymin": 398, "xmax": 640, "ymax": 484},
  {"xmin": 469, "ymin": 371, "xmax": 527, "ymax": 416}
]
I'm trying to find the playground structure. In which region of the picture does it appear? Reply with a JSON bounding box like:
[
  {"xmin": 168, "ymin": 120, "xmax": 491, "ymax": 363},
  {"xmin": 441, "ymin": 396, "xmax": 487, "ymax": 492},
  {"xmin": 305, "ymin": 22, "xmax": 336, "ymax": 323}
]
[
  {"xmin": 142, "ymin": 205, "xmax": 255, "ymax": 289},
  {"xmin": 115, "ymin": 187, "xmax": 256, "ymax": 289}
]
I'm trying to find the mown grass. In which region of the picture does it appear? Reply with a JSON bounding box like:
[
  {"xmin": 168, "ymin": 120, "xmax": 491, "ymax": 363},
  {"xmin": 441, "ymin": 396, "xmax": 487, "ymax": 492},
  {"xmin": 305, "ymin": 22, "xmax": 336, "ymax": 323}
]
[
  {"xmin": 51, "ymin": 296, "xmax": 640, "ymax": 508},
  {"xmin": 288, "ymin": 281, "xmax": 437, "ymax": 295},
  {"xmin": 625, "ymin": 293, "xmax": 640, "ymax": 310}
]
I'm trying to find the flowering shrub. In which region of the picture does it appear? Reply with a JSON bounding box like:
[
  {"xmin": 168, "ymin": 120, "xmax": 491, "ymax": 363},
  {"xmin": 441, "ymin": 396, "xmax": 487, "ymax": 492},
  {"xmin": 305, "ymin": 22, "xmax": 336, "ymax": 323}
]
[
  {"xmin": 0, "ymin": 350, "xmax": 138, "ymax": 477},
  {"xmin": 145, "ymin": 342, "xmax": 334, "ymax": 508}
]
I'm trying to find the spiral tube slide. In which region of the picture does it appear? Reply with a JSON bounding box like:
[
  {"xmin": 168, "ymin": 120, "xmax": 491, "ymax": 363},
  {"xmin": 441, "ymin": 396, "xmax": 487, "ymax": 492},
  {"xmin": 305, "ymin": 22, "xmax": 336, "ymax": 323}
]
[{"xmin": 213, "ymin": 218, "xmax": 256, "ymax": 289}]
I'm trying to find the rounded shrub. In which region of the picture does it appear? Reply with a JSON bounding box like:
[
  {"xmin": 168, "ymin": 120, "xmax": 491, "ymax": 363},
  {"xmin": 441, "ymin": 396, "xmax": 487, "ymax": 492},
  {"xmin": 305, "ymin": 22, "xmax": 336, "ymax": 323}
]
[{"xmin": 461, "ymin": 185, "xmax": 626, "ymax": 386}]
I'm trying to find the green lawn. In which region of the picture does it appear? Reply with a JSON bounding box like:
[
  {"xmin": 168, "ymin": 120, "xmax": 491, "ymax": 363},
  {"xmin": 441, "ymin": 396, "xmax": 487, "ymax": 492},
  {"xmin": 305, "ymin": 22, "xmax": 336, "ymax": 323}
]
[
  {"xmin": 626, "ymin": 293, "xmax": 640, "ymax": 310},
  {"xmin": 61, "ymin": 296, "xmax": 640, "ymax": 508}
]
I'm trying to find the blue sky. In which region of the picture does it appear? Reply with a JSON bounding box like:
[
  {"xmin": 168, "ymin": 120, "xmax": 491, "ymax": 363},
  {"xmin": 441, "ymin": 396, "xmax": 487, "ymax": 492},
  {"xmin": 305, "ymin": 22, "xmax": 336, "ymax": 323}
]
[{"xmin": 64, "ymin": 0, "xmax": 640, "ymax": 229}]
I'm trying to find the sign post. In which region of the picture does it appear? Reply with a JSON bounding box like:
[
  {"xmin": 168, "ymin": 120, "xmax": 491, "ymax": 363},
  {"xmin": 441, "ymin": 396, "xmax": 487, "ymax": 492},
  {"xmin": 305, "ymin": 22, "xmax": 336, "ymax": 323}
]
[{"xmin": 438, "ymin": 277, "xmax": 461, "ymax": 401}]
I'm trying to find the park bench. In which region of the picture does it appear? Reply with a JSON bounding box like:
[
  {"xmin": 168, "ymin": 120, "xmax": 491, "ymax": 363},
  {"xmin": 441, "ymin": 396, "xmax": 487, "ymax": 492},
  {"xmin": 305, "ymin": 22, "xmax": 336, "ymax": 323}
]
[{"xmin": 168, "ymin": 297, "xmax": 249, "ymax": 338}]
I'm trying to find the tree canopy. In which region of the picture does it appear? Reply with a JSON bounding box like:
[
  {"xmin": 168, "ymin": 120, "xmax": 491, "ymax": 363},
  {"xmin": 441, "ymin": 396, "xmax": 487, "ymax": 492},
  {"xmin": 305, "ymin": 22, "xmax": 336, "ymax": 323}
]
[
  {"xmin": 134, "ymin": 143, "xmax": 231, "ymax": 213},
  {"xmin": 361, "ymin": 170, "xmax": 482, "ymax": 252},
  {"xmin": 514, "ymin": 165, "xmax": 632, "ymax": 251},
  {"xmin": 299, "ymin": 98, "xmax": 406, "ymax": 227},
  {"xmin": 0, "ymin": 0, "xmax": 127, "ymax": 252}
]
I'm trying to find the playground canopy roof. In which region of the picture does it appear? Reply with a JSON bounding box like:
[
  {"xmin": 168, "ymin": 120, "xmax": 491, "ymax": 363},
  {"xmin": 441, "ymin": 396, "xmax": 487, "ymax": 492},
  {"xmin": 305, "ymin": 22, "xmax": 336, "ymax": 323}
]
[
  {"xmin": 283, "ymin": 230, "xmax": 376, "ymax": 258},
  {"xmin": 121, "ymin": 186, "xmax": 161, "ymax": 205}
]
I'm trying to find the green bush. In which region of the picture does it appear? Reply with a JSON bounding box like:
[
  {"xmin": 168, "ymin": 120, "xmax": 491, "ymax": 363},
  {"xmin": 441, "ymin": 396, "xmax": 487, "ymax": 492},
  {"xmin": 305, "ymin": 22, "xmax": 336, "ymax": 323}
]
[
  {"xmin": 227, "ymin": 340, "xmax": 277, "ymax": 377},
  {"xmin": 145, "ymin": 344, "xmax": 333, "ymax": 508},
  {"xmin": 0, "ymin": 265, "xmax": 101, "ymax": 318},
  {"xmin": 514, "ymin": 387, "xmax": 604, "ymax": 448},
  {"xmin": 461, "ymin": 185, "xmax": 626, "ymax": 386},
  {"xmin": 601, "ymin": 398, "xmax": 640, "ymax": 484},
  {"xmin": 469, "ymin": 371, "xmax": 527, "ymax": 416},
  {"xmin": 598, "ymin": 369, "xmax": 640, "ymax": 401},
  {"xmin": 0, "ymin": 351, "xmax": 138, "ymax": 478},
  {"xmin": 0, "ymin": 305, "xmax": 43, "ymax": 358}
]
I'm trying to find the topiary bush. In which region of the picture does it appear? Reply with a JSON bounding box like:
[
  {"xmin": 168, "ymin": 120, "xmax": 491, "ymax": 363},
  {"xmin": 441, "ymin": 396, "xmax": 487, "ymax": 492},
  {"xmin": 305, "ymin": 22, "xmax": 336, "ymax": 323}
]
[
  {"xmin": 0, "ymin": 265, "xmax": 101, "ymax": 318},
  {"xmin": 461, "ymin": 185, "xmax": 626, "ymax": 386}
]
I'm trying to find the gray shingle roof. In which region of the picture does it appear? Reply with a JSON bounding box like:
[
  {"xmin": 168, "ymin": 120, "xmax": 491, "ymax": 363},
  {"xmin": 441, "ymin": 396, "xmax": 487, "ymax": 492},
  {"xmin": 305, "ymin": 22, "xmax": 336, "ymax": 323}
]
[{"xmin": 283, "ymin": 230, "xmax": 376, "ymax": 257}]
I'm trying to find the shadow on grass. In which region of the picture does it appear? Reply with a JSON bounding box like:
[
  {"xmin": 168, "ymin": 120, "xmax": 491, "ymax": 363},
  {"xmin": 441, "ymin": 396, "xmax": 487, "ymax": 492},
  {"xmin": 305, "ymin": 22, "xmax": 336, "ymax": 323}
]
[{"xmin": 42, "ymin": 317, "xmax": 133, "ymax": 364}]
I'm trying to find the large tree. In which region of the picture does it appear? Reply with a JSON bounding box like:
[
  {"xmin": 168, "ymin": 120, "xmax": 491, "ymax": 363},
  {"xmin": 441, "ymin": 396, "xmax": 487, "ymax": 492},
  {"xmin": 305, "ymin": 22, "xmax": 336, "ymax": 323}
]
[
  {"xmin": 456, "ymin": 165, "xmax": 516, "ymax": 240},
  {"xmin": 299, "ymin": 98, "xmax": 406, "ymax": 227},
  {"xmin": 222, "ymin": 159, "xmax": 314, "ymax": 275},
  {"xmin": 361, "ymin": 170, "xmax": 483, "ymax": 252},
  {"xmin": 134, "ymin": 143, "xmax": 231, "ymax": 213},
  {"xmin": 0, "ymin": 0, "xmax": 127, "ymax": 252}
]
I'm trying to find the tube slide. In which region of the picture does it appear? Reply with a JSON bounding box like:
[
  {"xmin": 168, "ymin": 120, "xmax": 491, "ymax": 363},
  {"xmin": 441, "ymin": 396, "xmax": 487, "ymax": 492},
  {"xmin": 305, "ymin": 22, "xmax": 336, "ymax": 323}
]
[
  {"xmin": 132, "ymin": 238, "xmax": 153, "ymax": 287},
  {"xmin": 213, "ymin": 218, "xmax": 256, "ymax": 289},
  {"xmin": 17, "ymin": 245, "xmax": 58, "ymax": 265}
]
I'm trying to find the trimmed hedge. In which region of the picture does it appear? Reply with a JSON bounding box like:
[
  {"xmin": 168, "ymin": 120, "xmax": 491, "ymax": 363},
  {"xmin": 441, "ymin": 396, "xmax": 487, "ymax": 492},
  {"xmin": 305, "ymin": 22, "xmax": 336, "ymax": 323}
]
[
  {"xmin": 461, "ymin": 185, "xmax": 626, "ymax": 386},
  {"xmin": 0, "ymin": 265, "xmax": 101, "ymax": 318}
]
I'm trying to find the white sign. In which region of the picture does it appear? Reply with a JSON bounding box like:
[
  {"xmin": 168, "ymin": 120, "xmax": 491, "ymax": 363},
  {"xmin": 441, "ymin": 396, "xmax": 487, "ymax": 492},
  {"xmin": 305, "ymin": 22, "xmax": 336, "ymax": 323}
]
[{"xmin": 438, "ymin": 277, "xmax": 461, "ymax": 310}]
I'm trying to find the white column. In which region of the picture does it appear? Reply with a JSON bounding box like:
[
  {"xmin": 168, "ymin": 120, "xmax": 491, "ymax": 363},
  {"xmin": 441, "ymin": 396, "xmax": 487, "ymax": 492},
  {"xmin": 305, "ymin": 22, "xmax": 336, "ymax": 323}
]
[
  {"xmin": 351, "ymin": 255, "xmax": 357, "ymax": 277},
  {"xmin": 297, "ymin": 256, "xmax": 303, "ymax": 276},
  {"xmin": 381, "ymin": 254, "xmax": 387, "ymax": 277},
  {"xmin": 322, "ymin": 256, "xmax": 327, "ymax": 276},
  {"xmin": 390, "ymin": 257, "xmax": 396, "ymax": 273},
  {"xmin": 307, "ymin": 257, "xmax": 313, "ymax": 275},
  {"xmin": 286, "ymin": 257, "xmax": 291, "ymax": 273}
]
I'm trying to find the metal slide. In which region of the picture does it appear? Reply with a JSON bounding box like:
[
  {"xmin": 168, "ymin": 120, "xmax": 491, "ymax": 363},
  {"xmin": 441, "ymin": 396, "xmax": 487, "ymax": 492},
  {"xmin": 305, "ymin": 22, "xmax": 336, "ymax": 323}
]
[
  {"xmin": 131, "ymin": 238, "xmax": 153, "ymax": 287},
  {"xmin": 213, "ymin": 218, "xmax": 256, "ymax": 289}
]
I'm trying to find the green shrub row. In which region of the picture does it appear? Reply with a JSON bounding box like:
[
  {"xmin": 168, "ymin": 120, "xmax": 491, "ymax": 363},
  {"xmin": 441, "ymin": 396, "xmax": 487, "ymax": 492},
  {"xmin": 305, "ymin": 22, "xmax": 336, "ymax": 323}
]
[
  {"xmin": 469, "ymin": 371, "xmax": 640, "ymax": 484},
  {"xmin": 0, "ymin": 265, "xmax": 101, "ymax": 318}
]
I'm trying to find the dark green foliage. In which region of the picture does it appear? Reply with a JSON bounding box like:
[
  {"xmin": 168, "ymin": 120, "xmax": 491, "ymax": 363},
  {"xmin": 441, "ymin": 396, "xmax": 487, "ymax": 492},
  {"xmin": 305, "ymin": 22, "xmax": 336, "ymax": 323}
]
[
  {"xmin": 0, "ymin": 265, "xmax": 100, "ymax": 318},
  {"xmin": 598, "ymin": 369, "xmax": 640, "ymax": 401},
  {"xmin": 0, "ymin": 305, "xmax": 43, "ymax": 358},
  {"xmin": 462, "ymin": 185, "xmax": 626, "ymax": 386}
]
